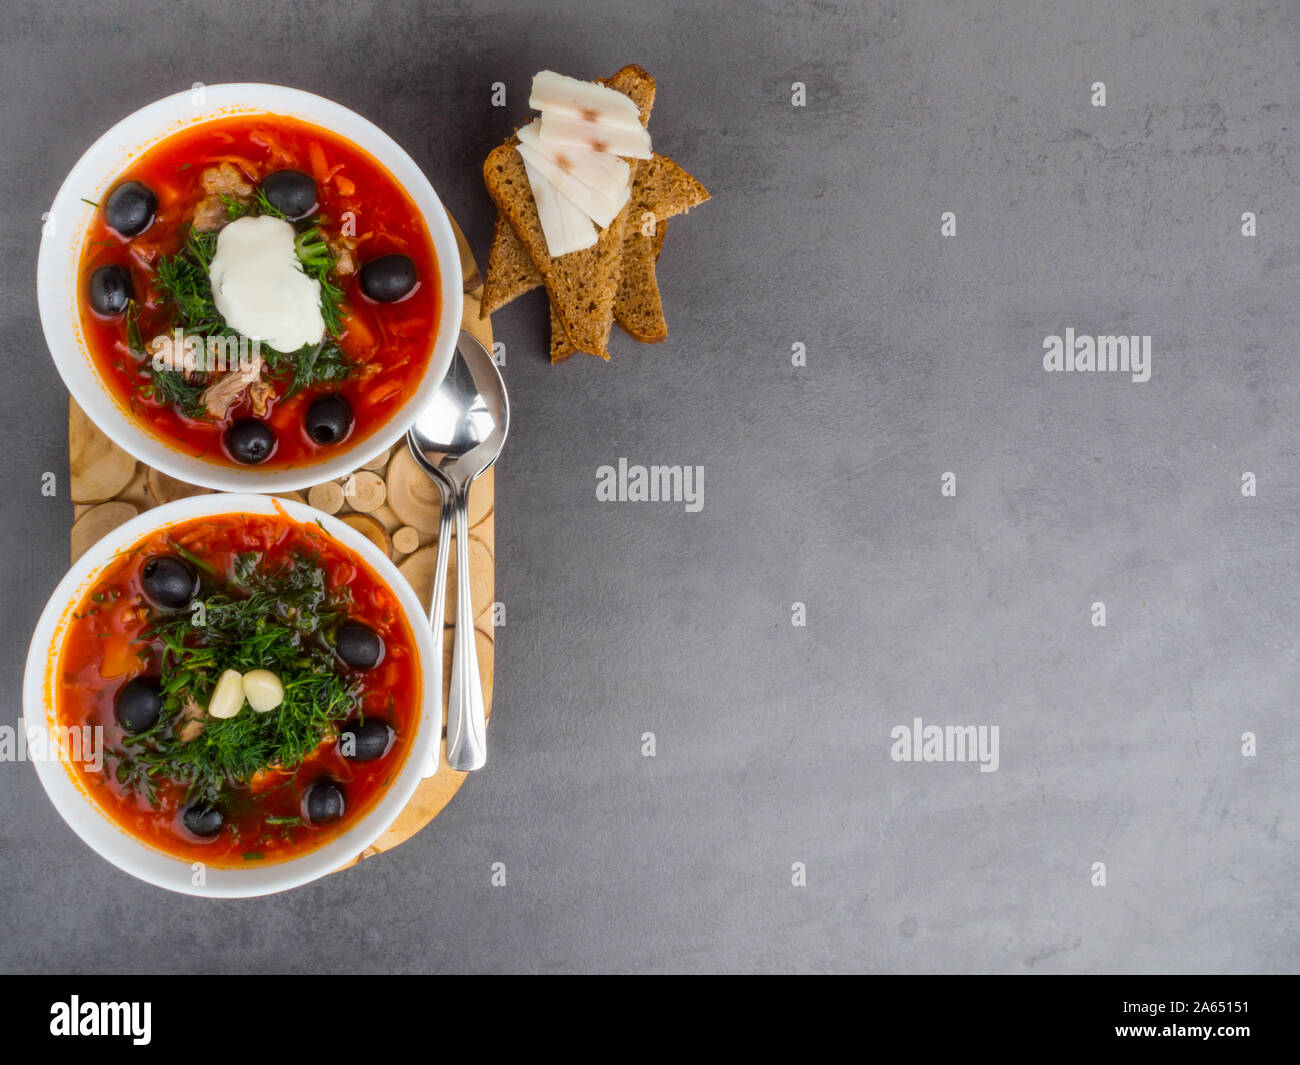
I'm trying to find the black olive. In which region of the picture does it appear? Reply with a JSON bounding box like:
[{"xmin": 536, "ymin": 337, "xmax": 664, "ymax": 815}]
[
  {"xmin": 303, "ymin": 779, "xmax": 346, "ymax": 824},
  {"xmin": 338, "ymin": 718, "xmax": 394, "ymax": 762},
  {"xmin": 260, "ymin": 169, "xmax": 318, "ymax": 220},
  {"xmin": 304, "ymin": 394, "xmax": 353, "ymax": 445},
  {"xmin": 359, "ymin": 254, "xmax": 417, "ymax": 303},
  {"xmin": 225, "ymin": 418, "xmax": 276, "ymax": 464},
  {"xmin": 88, "ymin": 264, "xmax": 132, "ymax": 316},
  {"xmin": 182, "ymin": 804, "xmax": 224, "ymax": 838},
  {"xmin": 115, "ymin": 677, "xmax": 162, "ymax": 733},
  {"xmin": 104, "ymin": 180, "xmax": 157, "ymax": 236},
  {"xmin": 336, "ymin": 621, "xmax": 383, "ymax": 669},
  {"xmin": 140, "ymin": 555, "xmax": 197, "ymax": 609}
]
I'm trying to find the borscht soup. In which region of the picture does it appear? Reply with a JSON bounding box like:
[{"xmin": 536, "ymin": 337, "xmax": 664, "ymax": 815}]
[
  {"xmin": 77, "ymin": 114, "xmax": 441, "ymax": 470},
  {"xmin": 56, "ymin": 508, "xmax": 420, "ymax": 866}
]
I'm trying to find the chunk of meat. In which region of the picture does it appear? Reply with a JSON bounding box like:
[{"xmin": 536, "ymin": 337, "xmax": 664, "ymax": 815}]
[
  {"xmin": 199, "ymin": 353, "xmax": 264, "ymax": 418},
  {"xmin": 199, "ymin": 372, "xmax": 245, "ymax": 418},
  {"xmin": 193, "ymin": 162, "xmax": 255, "ymax": 231},
  {"xmin": 202, "ymin": 161, "xmax": 253, "ymax": 197},
  {"xmin": 177, "ymin": 700, "xmax": 205, "ymax": 743},
  {"xmin": 249, "ymin": 377, "xmax": 274, "ymax": 417},
  {"xmin": 327, "ymin": 234, "xmax": 358, "ymax": 276},
  {"xmin": 192, "ymin": 195, "xmax": 227, "ymax": 232},
  {"xmin": 177, "ymin": 719, "xmax": 205, "ymax": 743}
]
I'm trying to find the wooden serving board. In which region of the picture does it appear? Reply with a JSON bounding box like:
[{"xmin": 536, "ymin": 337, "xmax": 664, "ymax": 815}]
[{"xmin": 67, "ymin": 211, "xmax": 495, "ymax": 869}]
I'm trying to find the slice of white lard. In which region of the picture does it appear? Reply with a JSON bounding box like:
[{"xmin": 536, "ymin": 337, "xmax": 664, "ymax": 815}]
[{"xmin": 209, "ymin": 214, "xmax": 324, "ymax": 353}]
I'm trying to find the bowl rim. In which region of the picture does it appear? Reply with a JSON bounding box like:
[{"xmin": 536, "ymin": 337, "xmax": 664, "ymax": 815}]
[
  {"xmin": 22, "ymin": 493, "xmax": 441, "ymax": 898},
  {"xmin": 37, "ymin": 82, "xmax": 463, "ymax": 493}
]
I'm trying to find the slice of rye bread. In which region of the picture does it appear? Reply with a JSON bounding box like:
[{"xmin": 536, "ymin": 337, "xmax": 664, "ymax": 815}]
[
  {"xmin": 481, "ymin": 213, "xmax": 538, "ymax": 317},
  {"xmin": 546, "ymin": 64, "xmax": 656, "ymax": 358},
  {"xmin": 481, "ymin": 153, "xmax": 710, "ymax": 320},
  {"xmin": 483, "ymin": 65, "xmax": 656, "ymax": 358},
  {"xmin": 614, "ymin": 222, "xmax": 669, "ymax": 342},
  {"xmin": 549, "ymin": 304, "xmax": 574, "ymax": 364},
  {"xmin": 552, "ymin": 146, "xmax": 710, "ymax": 355},
  {"xmin": 551, "ymin": 223, "xmax": 665, "ymax": 359},
  {"xmin": 611, "ymin": 152, "xmax": 708, "ymax": 342}
]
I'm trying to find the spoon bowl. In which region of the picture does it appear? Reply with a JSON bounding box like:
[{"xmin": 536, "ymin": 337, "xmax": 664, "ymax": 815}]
[{"xmin": 409, "ymin": 332, "xmax": 510, "ymax": 485}]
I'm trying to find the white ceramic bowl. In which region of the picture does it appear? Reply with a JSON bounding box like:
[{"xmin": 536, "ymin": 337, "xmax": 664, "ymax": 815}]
[
  {"xmin": 23, "ymin": 494, "xmax": 441, "ymax": 898},
  {"xmin": 37, "ymin": 83, "xmax": 462, "ymax": 492}
]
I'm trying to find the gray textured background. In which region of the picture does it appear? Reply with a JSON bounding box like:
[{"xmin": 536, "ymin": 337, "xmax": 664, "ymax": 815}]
[{"xmin": 1, "ymin": 0, "xmax": 1296, "ymax": 974}]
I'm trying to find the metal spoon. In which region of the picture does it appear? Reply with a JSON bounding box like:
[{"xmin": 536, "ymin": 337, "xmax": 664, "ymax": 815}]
[{"xmin": 406, "ymin": 330, "xmax": 509, "ymax": 771}]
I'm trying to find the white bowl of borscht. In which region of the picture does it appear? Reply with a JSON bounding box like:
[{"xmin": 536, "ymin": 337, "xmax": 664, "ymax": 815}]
[
  {"xmin": 23, "ymin": 494, "xmax": 443, "ymax": 896},
  {"xmin": 38, "ymin": 83, "xmax": 463, "ymax": 492}
]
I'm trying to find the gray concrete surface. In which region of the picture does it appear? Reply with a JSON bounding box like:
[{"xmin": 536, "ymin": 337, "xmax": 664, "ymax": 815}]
[{"xmin": 0, "ymin": 0, "xmax": 1296, "ymax": 974}]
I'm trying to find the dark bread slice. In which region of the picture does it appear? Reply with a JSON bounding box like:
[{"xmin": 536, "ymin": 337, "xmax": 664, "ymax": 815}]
[
  {"xmin": 547, "ymin": 65, "xmax": 655, "ymax": 357},
  {"xmin": 612, "ymin": 150, "xmax": 710, "ymax": 342},
  {"xmin": 615, "ymin": 222, "xmax": 668, "ymax": 342},
  {"xmin": 545, "ymin": 210, "xmax": 629, "ymax": 359},
  {"xmin": 483, "ymin": 141, "xmax": 551, "ymax": 292},
  {"xmin": 545, "ymin": 224, "xmax": 665, "ymax": 358},
  {"xmin": 482, "ymin": 152, "xmax": 710, "ymax": 323},
  {"xmin": 484, "ymin": 143, "xmax": 626, "ymax": 357},
  {"xmin": 628, "ymin": 153, "xmax": 711, "ymax": 222},
  {"xmin": 481, "ymin": 213, "xmax": 540, "ymax": 318},
  {"xmin": 549, "ymin": 304, "xmax": 576, "ymax": 363},
  {"xmin": 483, "ymin": 65, "xmax": 655, "ymax": 358}
]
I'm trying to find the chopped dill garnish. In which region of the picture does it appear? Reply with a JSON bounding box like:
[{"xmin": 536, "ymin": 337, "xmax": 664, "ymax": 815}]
[
  {"xmin": 154, "ymin": 230, "xmax": 227, "ymax": 336},
  {"xmin": 223, "ymin": 186, "xmax": 288, "ymax": 222},
  {"xmin": 143, "ymin": 366, "xmax": 207, "ymax": 419},
  {"xmin": 169, "ymin": 537, "xmax": 219, "ymax": 577},
  {"xmin": 263, "ymin": 338, "xmax": 351, "ymax": 399},
  {"xmin": 124, "ymin": 300, "xmax": 146, "ymax": 359},
  {"xmin": 293, "ymin": 227, "xmax": 345, "ymax": 337},
  {"xmin": 115, "ymin": 550, "xmax": 360, "ymax": 807}
]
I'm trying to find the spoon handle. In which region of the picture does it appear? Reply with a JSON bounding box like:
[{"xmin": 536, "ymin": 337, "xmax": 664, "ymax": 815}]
[
  {"xmin": 446, "ymin": 483, "xmax": 487, "ymax": 770},
  {"xmin": 423, "ymin": 474, "xmax": 454, "ymax": 777}
]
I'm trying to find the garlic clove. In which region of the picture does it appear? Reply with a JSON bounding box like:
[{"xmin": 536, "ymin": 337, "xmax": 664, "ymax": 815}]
[
  {"xmin": 207, "ymin": 668, "xmax": 245, "ymax": 720},
  {"xmin": 242, "ymin": 668, "xmax": 284, "ymax": 713}
]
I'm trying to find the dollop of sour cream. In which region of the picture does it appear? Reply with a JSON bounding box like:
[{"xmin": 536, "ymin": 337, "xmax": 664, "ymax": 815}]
[{"xmin": 209, "ymin": 215, "xmax": 324, "ymax": 353}]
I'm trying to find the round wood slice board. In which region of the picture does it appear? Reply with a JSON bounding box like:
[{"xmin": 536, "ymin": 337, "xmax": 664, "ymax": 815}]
[{"xmin": 67, "ymin": 209, "xmax": 495, "ymax": 873}]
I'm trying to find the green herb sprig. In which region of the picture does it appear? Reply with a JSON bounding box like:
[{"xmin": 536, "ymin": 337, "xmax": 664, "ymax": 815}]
[
  {"xmin": 294, "ymin": 227, "xmax": 345, "ymax": 336},
  {"xmin": 116, "ymin": 550, "xmax": 359, "ymax": 806}
]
